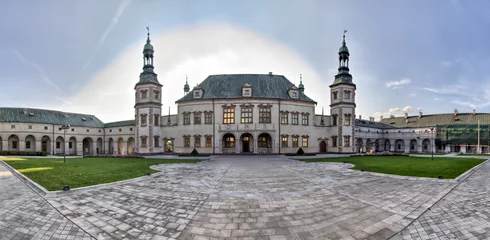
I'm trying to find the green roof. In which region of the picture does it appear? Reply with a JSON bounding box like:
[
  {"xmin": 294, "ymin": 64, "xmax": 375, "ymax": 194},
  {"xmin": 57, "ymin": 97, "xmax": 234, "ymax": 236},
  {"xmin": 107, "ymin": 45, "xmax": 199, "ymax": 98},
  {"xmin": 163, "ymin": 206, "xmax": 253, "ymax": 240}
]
[
  {"xmin": 104, "ymin": 120, "xmax": 135, "ymax": 128},
  {"xmin": 355, "ymin": 119, "xmax": 394, "ymax": 129},
  {"xmin": 176, "ymin": 74, "xmax": 316, "ymax": 103},
  {"xmin": 0, "ymin": 108, "xmax": 105, "ymax": 127},
  {"xmin": 378, "ymin": 113, "xmax": 490, "ymax": 128}
]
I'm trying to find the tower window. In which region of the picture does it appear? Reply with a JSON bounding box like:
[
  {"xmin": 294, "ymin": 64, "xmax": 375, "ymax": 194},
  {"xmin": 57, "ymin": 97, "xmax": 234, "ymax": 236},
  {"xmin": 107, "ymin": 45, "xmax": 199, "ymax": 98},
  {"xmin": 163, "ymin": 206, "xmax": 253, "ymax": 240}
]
[
  {"xmin": 141, "ymin": 115, "xmax": 147, "ymax": 127},
  {"xmin": 154, "ymin": 90, "xmax": 160, "ymax": 99},
  {"xmin": 344, "ymin": 114, "xmax": 351, "ymax": 126},
  {"xmin": 141, "ymin": 136, "xmax": 147, "ymax": 148},
  {"xmin": 344, "ymin": 136, "xmax": 351, "ymax": 147},
  {"xmin": 344, "ymin": 90, "xmax": 351, "ymax": 99},
  {"xmin": 154, "ymin": 115, "xmax": 159, "ymax": 126},
  {"xmin": 141, "ymin": 91, "xmax": 147, "ymax": 99},
  {"xmin": 332, "ymin": 115, "xmax": 338, "ymax": 126},
  {"xmin": 333, "ymin": 91, "xmax": 338, "ymax": 100},
  {"xmin": 332, "ymin": 136, "xmax": 338, "ymax": 147}
]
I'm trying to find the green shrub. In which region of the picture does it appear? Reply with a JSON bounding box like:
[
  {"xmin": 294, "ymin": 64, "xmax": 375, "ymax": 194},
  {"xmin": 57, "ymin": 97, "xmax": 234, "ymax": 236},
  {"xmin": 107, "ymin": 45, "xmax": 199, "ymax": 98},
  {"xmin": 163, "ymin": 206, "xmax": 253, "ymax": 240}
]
[
  {"xmin": 190, "ymin": 148, "xmax": 199, "ymax": 156},
  {"xmin": 297, "ymin": 147, "xmax": 305, "ymax": 155}
]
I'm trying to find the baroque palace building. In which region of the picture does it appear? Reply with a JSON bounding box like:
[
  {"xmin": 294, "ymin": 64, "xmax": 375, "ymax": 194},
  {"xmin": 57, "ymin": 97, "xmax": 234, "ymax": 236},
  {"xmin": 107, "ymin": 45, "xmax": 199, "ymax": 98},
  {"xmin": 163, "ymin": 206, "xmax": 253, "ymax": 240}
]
[{"xmin": 0, "ymin": 32, "xmax": 489, "ymax": 155}]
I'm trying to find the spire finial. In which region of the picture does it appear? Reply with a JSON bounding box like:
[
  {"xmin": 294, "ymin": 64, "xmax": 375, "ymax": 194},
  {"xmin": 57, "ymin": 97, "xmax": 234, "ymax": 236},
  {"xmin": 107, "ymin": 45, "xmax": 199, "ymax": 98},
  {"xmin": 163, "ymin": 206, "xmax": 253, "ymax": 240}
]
[
  {"xmin": 343, "ymin": 29, "xmax": 347, "ymax": 42},
  {"xmin": 185, "ymin": 74, "xmax": 188, "ymax": 83},
  {"xmin": 300, "ymin": 74, "xmax": 303, "ymax": 84},
  {"xmin": 146, "ymin": 26, "xmax": 150, "ymax": 37}
]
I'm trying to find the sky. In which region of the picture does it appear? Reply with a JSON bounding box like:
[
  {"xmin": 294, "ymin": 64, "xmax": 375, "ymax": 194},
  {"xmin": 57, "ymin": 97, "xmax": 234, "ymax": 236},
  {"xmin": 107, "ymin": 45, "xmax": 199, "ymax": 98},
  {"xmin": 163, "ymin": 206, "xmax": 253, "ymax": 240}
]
[{"xmin": 1, "ymin": 0, "xmax": 490, "ymax": 123}]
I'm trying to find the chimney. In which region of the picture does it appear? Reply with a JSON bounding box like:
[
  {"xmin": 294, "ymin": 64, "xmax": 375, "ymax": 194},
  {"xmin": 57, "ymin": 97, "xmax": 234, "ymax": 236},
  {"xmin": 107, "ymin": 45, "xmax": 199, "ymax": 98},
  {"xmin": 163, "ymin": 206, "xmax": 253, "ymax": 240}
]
[
  {"xmin": 418, "ymin": 110, "xmax": 422, "ymax": 118},
  {"xmin": 454, "ymin": 109, "xmax": 459, "ymax": 116},
  {"xmin": 369, "ymin": 117, "xmax": 374, "ymax": 121},
  {"xmin": 359, "ymin": 115, "xmax": 362, "ymax": 119},
  {"xmin": 473, "ymin": 109, "xmax": 476, "ymax": 115},
  {"xmin": 268, "ymin": 72, "xmax": 273, "ymax": 75},
  {"xmin": 390, "ymin": 115, "xmax": 395, "ymax": 119},
  {"xmin": 404, "ymin": 112, "xmax": 408, "ymax": 119}
]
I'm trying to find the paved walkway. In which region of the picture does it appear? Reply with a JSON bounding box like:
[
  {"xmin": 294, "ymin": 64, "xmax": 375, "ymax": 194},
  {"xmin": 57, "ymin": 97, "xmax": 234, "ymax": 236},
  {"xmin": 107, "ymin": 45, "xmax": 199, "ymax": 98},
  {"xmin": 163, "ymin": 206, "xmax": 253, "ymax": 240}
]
[{"xmin": 0, "ymin": 155, "xmax": 488, "ymax": 239}]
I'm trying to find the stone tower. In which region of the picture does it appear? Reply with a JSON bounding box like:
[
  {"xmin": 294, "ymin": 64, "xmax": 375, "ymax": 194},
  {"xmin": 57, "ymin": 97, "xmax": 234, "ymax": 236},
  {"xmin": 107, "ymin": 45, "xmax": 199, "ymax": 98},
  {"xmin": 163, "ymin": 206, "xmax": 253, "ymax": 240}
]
[
  {"xmin": 330, "ymin": 30, "xmax": 356, "ymax": 153},
  {"xmin": 134, "ymin": 28, "xmax": 163, "ymax": 153}
]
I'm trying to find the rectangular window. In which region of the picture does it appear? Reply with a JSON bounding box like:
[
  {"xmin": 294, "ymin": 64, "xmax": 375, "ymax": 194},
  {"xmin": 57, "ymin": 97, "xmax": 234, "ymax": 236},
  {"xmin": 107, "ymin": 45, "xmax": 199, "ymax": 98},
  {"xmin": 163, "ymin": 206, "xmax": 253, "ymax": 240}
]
[
  {"xmin": 154, "ymin": 136, "xmax": 159, "ymax": 147},
  {"xmin": 194, "ymin": 113, "xmax": 201, "ymax": 124},
  {"xmin": 205, "ymin": 136, "xmax": 212, "ymax": 148},
  {"xmin": 154, "ymin": 115, "xmax": 159, "ymax": 126},
  {"xmin": 141, "ymin": 115, "xmax": 147, "ymax": 127},
  {"xmin": 11, "ymin": 125, "xmax": 15, "ymax": 129},
  {"xmin": 12, "ymin": 141, "xmax": 17, "ymax": 149},
  {"xmin": 344, "ymin": 115, "xmax": 351, "ymax": 126},
  {"xmin": 44, "ymin": 126, "xmax": 48, "ymax": 130},
  {"xmin": 223, "ymin": 108, "xmax": 235, "ymax": 124},
  {"xmin": 344, "ymin": 136, "xmax": 350, "ymax": 147},
  {"xmin": 281, "ymin": 112, "xmax": 288, "ymax": 124},
  {"xmin": 281, "ymin": 136, "xmax": 288, "ymax": 148},
  {"xmin": 332, "ymin": 115, "xmax": 337, "ymax": 126},
  {"xmin": 184, "ymin": 136, "xmax": 190, "ymax": 147},
  {"xmin": 259, "ymin": 107, "xmax": 271, "ymax": 123},
  {"xmin": 302, "ymin": 115, "xmax": 309, "ymax": 125},
  {"xmin": 194, "ymin": 137, "xmax": 201, "ymax": 148},
  {"xmin": 302, "ymin": 138, "xmax": 308, "ymax": 147},
  {"xmin": 71, "ymin": 128, "xmax": 74, "ymax": 132},
  {"xmin": 28, "ymin": 125, "xmax": 32, "ymax": 129},
  {"xmin": 119, "ymin": 129, "xmax": 122, "ymax": 132},
  {"xmin": 332, "ymin": 136, "xmax": 337, "ymax": 147},
  {"xmin": 142, "ymin": 91, "xmax": 147, "ymax": 98},
  {"xmin": 142, "ymin": 137, "xmax": 147, "ymax": 148},
  {"xmin": 183, "ymin": 114, "xmax": 190, "ymax": 125},
  {"xmin": 130, "ymin": 128, "xmax": 133, "ymax": 131},
  {"xmin": 241, "ymin": 107, "xmax": 253, "ymax": 123},
  {"xmin": 86, "ymin": 129, "xmax": 89, "ymax": 132},
  {"xmin": 56, "ymin": 142, "xmax": 61, "ymax": 149},
  {"xmin": 292, "ymin": 137, "xmax": 298, "ymax": 148},
  {"xmin": 26, "ymin": 141, "xmax": 31, "ymax": 149},
  {"xmin": 69, "ymin": 142, "xmax": 72, "ymax": 149},
  {"xmin": 292, "ymin": 114, "xmax": 299, "ymax": 125},
  {"xmin": 205, "ymin": 113, "xmax": 212, "ymax": 124},
  {"xmin": 344, "ymin": 91, "xmax": 350, "ymax": 99}
]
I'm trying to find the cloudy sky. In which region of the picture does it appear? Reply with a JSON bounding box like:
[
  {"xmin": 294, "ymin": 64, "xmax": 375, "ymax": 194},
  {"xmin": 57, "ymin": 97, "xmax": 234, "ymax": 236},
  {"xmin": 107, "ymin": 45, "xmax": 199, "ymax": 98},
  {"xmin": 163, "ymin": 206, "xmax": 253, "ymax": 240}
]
[{"xmin": 1, "ymin": 0, "xmax": 490, "ymax": 123}]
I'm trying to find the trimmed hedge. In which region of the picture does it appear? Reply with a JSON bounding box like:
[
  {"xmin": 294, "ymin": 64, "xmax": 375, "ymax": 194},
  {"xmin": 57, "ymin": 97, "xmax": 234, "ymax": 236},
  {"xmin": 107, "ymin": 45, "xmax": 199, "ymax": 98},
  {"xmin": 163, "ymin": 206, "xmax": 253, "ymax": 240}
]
[{"xmin": 0, "ymin": 151, "xmax": 48, "ymax": 156}]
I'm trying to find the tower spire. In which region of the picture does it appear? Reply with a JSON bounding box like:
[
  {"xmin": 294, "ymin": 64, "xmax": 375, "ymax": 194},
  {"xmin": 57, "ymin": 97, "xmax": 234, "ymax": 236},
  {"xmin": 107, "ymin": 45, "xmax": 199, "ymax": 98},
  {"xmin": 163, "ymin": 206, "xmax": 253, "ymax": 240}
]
[
  {"xmin": 332, "ymin": 30, "xmax": 353, "ymax": 85},
  {"xmin": 298, "ymin": 74, "xmax": 304, "ymax": 93},
  {"xmin": 184, "ymin": 74, "xmax": 190, "ymax": 95}
]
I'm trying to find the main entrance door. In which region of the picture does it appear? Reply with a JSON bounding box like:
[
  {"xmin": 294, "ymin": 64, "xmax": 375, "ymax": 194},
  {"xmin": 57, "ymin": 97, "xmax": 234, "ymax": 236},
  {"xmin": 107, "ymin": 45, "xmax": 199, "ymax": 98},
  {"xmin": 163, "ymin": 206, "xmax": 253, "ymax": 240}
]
[
  {"xmin": 241, "ymin": 133, "xmax": 253, "ymax": 153},
  {"xmin": 41, "ymin": 141, "xmax": 47, "ymax": 152},
  {"xmin": 319, "ymin": 141, "xmax": 326, "ymax": 153}
]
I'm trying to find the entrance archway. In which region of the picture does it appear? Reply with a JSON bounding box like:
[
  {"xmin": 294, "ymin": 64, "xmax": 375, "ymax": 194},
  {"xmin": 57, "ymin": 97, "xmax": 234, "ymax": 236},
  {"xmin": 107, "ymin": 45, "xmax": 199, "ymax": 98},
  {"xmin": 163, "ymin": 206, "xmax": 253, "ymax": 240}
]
[
  {"xmin": 127, "ymin": 137, "xmax": 135, "ymax": 155},
  {"xmin": 41, "ymin": 135, "xmax": 51, "ymax": 153},
  {"xmin": 319, "ymin": 140, "xmax": 327, "ymax": 153},
  {"xmin": 55, "ymin": 136, "xmax": 64, "ymax": 154},
  {"xmin": 384, "ymin": 140, "xmax": 391, "ymax": 152},
  {"xmin": 257, "ymin": 133, "xmax": 272, "ymax": 154},
  {"xmin": 96, "ymin": 138, "xmax": 103, "ymax": 154},
  {"xmin": 222, "ymin": 133, "xmax": 236, "ymax": 153},
  {"xmin": 82, "ymin": 137, "xmax": 93, "ymax": 156},
  {"xmin": 108, "ymin": 138, "xmax": 114, "ymax": 154},
  {"xmin": 117, "ymin": 138, "xmax": 125, "ymax": 155},
  {"xmin": 395, "ymin": 139, "xmax": 405, "ymax": 152},
  {"xmin": 240, "ymin": 133, "xmax": 253, "ymax": 153},
  {"xmin": 422, "ymin": 139, "xmax": 431, "ymax": 152}
]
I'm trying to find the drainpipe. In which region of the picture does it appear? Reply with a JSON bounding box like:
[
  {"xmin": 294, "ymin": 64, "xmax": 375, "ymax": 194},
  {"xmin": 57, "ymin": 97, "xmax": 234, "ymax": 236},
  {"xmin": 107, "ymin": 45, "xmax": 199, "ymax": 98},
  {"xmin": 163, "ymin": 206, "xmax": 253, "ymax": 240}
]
[
  {"xmin": 212, "ymin": 98, "xmax": 215, "ymax": 154},
  {"xmin": 278, "ymin": 99, "xmax": 281, "ymax": 154}
]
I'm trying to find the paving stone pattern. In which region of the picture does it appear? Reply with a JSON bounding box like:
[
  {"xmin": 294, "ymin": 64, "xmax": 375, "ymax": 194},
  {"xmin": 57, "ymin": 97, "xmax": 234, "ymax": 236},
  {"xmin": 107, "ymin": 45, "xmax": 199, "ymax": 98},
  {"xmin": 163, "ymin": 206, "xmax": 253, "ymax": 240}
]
[{"xmin": 1, "ymin": 156, "xmax": 489, "ymax": 239}]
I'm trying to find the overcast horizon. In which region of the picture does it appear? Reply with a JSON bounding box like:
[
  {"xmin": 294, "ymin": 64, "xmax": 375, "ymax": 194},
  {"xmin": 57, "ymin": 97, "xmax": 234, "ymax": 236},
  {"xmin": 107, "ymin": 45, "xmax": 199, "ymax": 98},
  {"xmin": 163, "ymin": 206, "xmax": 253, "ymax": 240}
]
[{"xmin": 1, "ymin": 0, "xmax": 490, "ymax": 123}]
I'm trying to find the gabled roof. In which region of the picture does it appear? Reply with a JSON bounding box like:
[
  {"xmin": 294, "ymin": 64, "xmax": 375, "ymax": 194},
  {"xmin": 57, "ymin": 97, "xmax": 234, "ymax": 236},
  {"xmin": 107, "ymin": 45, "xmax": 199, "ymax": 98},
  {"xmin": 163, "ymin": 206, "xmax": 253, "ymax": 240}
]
[
  {"xmin": 176, "ymin": 74, "xmax": 316, "ymax": 103},
  {"xmin": 104, "ymin": 120, "xmax": 135, "ymax": 128},
  {"xmin": 0, "ymin": 108, "xmax": 105, "ymax": 127},
  {"xmin": 378, "ymin": 113, "xmax": 490, "ymax": 128}
]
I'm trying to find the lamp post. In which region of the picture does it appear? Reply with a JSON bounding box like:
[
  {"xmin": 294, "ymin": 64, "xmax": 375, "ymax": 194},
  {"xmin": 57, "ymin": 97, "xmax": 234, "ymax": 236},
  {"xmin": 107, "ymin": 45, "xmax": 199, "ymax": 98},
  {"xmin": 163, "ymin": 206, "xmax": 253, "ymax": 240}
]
[
  {"xmin": 430, "ymin": 127, "xmax": 434, "ymax": 160},
  {"xmin": 59, "ymin": 124, "xmax": 70, "ymax": 163}
]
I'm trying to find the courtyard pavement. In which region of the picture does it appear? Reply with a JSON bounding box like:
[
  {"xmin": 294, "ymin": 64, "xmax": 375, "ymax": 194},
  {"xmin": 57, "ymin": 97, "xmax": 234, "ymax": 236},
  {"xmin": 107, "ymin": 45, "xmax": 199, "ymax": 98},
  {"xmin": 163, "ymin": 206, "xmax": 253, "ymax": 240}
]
[{"xmin": 0, "ymin": 155, "xmax": 489, "ymax": 240}]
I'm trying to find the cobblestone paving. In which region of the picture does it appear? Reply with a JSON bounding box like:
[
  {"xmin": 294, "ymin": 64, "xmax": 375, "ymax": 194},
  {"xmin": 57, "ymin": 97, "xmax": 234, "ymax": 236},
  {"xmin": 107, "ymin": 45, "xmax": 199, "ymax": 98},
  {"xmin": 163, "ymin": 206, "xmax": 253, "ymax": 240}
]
[
  {"xmin": 0, "ymin": 163, "xmax": 93, "ymax": 240},
  {"xmin": 392, "ymin": 159, "xmax": 490, "ymax": 240},
  {"xmin": 1, "ymin": 156, "xmax": 488, "ymax": 239}
]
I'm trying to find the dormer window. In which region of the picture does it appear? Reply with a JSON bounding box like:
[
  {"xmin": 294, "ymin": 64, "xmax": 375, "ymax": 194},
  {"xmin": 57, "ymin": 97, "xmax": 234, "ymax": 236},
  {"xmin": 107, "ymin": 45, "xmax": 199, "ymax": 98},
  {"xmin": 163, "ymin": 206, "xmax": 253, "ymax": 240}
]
[
  {"xmin": 194, "ymin": 91, "xmax": 200, "ymax": 98},
  {"xmin": 288, "ymin": 86, "xmax": 299, "ymax": 99},
  {"xmin": 242, "ymin": 83, "xmax": 252, "ymax": 97},
  {"xmin": 193, "ymin": 86, "xmax": 203, "ymax": 98}
]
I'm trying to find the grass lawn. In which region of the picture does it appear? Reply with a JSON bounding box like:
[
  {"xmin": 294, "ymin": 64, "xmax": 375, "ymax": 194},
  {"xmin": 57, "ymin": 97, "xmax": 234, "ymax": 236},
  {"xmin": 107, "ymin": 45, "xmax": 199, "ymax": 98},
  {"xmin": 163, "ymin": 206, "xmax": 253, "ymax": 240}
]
[
  {"xmin": 298, "ymin": 156, "xmax": 486, "ymax": 179},
  {"xmin": 0, "ymin": 157, "xmax": 201, "ymax": 191},
  {"xmin": 457, "ymin": 153, "xmax": 490, "ymax": 156}
]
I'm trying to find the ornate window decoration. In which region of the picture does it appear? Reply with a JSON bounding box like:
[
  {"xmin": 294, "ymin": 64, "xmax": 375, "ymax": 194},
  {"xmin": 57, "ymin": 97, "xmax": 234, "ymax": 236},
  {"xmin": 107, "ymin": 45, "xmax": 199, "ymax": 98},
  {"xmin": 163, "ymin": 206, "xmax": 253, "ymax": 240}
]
[
  {"xmin": 204, "ymin": 111, "xmax": 213, "ymax": 124},
  {"xmin": 242, "ymin": 83, "xmax": 252, "ymax": 97},
  {"xmin": 344, "ymin": 90, "xmax": 351, "ymax": 99},
  {"xmin": 291, "ymin": 112, "xmax": 299, "ymax": 125},
  {"xmin": 141, "ymin": 89, "xmax": 148, "ymax": 99},
  {"xmin": 259, "ymin": 104, "xmax": 272, "ymax": 123},
  {"xmin": 205, "ymin": 135, "xmax": 212, "ymax": 148},
  {"xmin": 292, "ymin": 135, "xmax": 299, "ymax": 148},
  {"xmin": 140, "ymin": 135, "xmax": 148, "ymax": 148},
  {"xmin": 140, "ymin": 114, "xmax": 148, "ymax": 127},
  {"xmin": 281, "ymin": 134, "xmax": 289, "ymax": 148},
  {"xmin": 333, "ymin": 91, "xmax": 338, "ymax": 100},
  {"xmin": 332, "ymin": 114, "xmax": 338, "ymax": 126},
  {"xmin": 194, "ymin": 134, "xmax": 201, "ymax": 148},
  {"xmin": 154, "ymin": 90, "xmax": 160, "ymax": 99},
  {"xmin": 332, "ymin": 135, "xmax": 338, "ymax": 147},
  {"xmin": 288, "ymin": 86, "xmax": 299, "ymax": 99},
  {"xmin": 280, "ymin": 111, "xmax": 289, "ymax": 124},
  {"xmin": 183, "ymin": 135, "xmax": 191, "ymax": 148},
  {"xmin": 301, "ymin": 135, "xmax": 309, "ymax": 147},
  {"xmin": 194, "ymin": 111, "xmax": 202, "ymax": 124},
  {"xmin": 344, "ymin": 113, "xmax": 351, "ymax": 126},
  {"xmin": 222, "ymin": 105, "xmax": 235, "ymax": 124},
  {"xmin": 183, "ymin": 112, "xmax": 191, "ymax": 125},
  {"xmin": 301, "ymin": 112, "xmax": 310, "ymax": 125},
  {"xmin": 193, "ymin": 86, "xmax": 203, "ymax": 98},
  {"xmin": 343, "ymin": 135, "xmax": 351, "ymax": 147}
]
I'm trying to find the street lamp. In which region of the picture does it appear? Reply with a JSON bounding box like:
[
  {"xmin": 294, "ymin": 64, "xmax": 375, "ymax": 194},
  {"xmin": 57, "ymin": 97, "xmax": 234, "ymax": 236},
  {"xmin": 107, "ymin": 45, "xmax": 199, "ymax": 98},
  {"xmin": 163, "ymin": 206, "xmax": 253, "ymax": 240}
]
[
  {"xmin": 430, "ymin": 127, "xmax": 434, "ymax": 160},
  {"xmin": 59, "ymin": 124, "xmax": 70, "ymax": 164}
]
